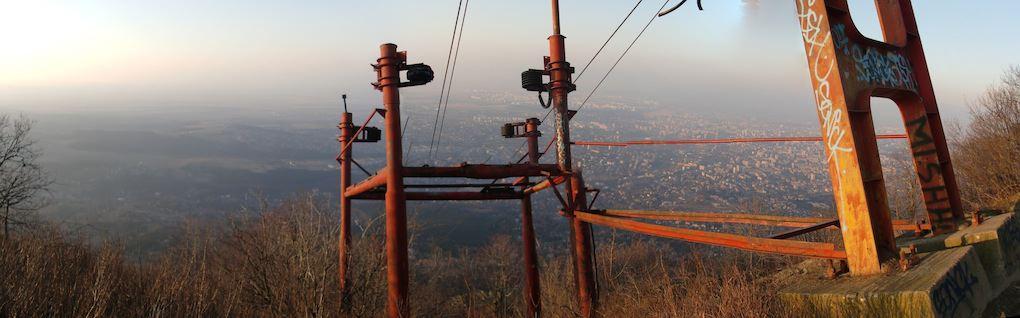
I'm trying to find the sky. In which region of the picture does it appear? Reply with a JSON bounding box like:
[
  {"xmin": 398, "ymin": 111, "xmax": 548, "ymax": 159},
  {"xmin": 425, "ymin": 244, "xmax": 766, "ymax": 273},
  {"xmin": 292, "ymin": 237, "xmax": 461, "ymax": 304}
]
[{"xmin": 0, "ymin": 0, "xmax": 1017, "ymax": 122}]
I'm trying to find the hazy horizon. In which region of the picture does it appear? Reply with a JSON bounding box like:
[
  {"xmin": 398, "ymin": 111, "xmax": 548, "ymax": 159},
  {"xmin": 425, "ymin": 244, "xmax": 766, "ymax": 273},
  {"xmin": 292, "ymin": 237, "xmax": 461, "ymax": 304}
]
[{"xmin": 2, "ymin": 1, "xmax": 1018, "ymax": 124}]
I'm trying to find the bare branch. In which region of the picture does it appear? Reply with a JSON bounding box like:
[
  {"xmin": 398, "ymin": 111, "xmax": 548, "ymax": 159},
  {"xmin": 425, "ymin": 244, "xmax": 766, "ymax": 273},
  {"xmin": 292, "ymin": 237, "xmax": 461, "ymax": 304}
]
[
  {"xmin": 0, "ymin": 114, "xmax": 52, "ymax": 236},
  {"xmin": 951, "ymin": 66, "xmax": 1020, "ymax": 208}
]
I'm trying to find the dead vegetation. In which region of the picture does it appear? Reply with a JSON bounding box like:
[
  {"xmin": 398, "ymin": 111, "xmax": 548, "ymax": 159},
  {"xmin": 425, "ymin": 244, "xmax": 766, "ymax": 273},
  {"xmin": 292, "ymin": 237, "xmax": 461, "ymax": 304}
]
[
  {"xmin": 951, "ymin": 66, "xmax": 1020, "ymax": 209},
  {"xmin": 0, "ymin": 193, "xmax": 797, "ymax": 317}
]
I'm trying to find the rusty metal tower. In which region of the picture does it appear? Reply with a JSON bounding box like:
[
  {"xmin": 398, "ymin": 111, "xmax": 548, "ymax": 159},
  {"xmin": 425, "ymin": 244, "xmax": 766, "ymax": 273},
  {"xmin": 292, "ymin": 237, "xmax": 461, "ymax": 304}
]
[
  {"xmin": 335, "ymin": 0, "xmax": 965, "ymax": 317},
  {"xmin": 794, "ymin": 0, "xmax": 962, "ymax": 275}
]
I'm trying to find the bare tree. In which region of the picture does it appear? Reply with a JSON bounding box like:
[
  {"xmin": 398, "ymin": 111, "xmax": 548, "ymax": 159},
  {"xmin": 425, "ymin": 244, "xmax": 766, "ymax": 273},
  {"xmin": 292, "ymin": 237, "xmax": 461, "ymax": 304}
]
[
  {"xmin": 887, "ymin": 162, "xmax": 922, "ymax": 222},
  {"xmin": 0, "ymin": 114, "xmax": 52, "ymax": 239},
  {"xmin": 950, "ymin": 66, "xmax": 1020, "ymax": 209}
]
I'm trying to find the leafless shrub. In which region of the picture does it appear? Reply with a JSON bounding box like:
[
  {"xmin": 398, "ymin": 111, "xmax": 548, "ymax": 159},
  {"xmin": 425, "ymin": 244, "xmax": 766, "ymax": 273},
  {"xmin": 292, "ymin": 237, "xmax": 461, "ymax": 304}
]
[
  {"xmin": 589, "ymin": 237, "xmax": 791, "ymax": 318},
  {"xmin": 887, "ymin": 163, "xmax": 924, "ymax": 222},
  {"xmin": 1, "ymin": 193, "xmax": 805, "ymax": 317},
  {"xmin": 950, "ymin": 66, "xmax": 1020, "ymax": 209},
  {"xmin": 0, "ymin": 225, "xmax": 144, "ymax": 317},
  {"xmin": 146, "ymin": 222, "xmax": 238, "ymax": 317}
]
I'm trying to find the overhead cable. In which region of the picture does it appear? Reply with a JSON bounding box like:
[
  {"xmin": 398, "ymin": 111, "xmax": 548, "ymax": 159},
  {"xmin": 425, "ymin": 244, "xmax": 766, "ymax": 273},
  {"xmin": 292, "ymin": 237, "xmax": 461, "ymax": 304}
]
[
  {"xmin": 577, "ymin": 0, "xmax": 673, "ymax": 113},
  {"xmin": 429, "ymin": 0, "xmax": 466, "ymax": 162},
  {"xmin": 434, "ymin": 0, "xmax": 471, "ymax": 163},
  {"xmin": 574, "ymin": 0, "xmax": 645, "ymax": 83}
]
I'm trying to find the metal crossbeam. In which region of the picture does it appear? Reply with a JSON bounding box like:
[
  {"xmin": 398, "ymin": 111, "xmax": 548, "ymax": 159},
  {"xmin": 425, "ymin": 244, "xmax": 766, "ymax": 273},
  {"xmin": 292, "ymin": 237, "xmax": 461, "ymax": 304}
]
[{"xmin": 575, "ymin": 212, "xmax": 847, "ymax": 260}]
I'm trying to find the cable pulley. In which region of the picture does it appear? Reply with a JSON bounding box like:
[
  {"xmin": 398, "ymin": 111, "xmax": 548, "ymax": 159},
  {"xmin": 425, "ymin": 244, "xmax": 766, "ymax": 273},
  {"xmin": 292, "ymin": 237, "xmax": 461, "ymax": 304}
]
[{"xmin": 403, "ymin": 63, "xmax": 435, "ymax": 87}]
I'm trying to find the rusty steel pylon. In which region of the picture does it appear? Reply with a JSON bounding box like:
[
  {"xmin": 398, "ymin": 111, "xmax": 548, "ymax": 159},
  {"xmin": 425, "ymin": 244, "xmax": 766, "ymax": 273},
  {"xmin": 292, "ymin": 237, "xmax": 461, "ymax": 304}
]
[
  {"xmin": 337, "ymin": 0, "xmax": 965, "ymax": 317},
  {"xmin": 337, "ymin": 44, "xmax": 573, "ymax": 317},
  {"xmin": 335, "ymin": 2, "xmax": 594, "ymax": 317},
  {"xmin": 794, "ymin": 0, "xmax": 962, "ymax": 275}
]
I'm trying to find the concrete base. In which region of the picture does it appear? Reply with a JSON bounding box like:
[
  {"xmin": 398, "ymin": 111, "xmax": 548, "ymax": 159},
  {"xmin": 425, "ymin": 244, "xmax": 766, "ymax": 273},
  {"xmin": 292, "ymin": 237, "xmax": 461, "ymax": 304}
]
[{"xmin": 776, "ymin": 212, "xmax": 1020, "ymax": 318}]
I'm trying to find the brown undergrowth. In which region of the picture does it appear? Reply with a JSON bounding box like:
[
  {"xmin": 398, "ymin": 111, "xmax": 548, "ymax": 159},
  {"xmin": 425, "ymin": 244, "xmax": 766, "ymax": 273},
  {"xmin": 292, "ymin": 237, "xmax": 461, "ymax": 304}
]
[{"xmin": 1, "ymin": 193, "xmax": 802, "ymax": 317}]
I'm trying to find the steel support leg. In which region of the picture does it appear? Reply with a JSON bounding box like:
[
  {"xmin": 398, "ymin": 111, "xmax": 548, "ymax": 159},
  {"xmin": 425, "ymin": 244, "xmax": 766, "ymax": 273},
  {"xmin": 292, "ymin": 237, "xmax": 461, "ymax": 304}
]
[
  {"xmin": 794, "ymin": 0, "xmax": 962, "ymax": 275},
  {"xmin": 376, "ymin": 43, "xmax": 409, "ymax": 318},
  {"xmin": 338, "ymin": 112, "xmax": 353, "ymax": 307},
  {"xmin": 569, "ymin": 171, "xmax": 597, "ymax": 317},
  {"xmin": 521, "ymin": 118, "xmax": 543, "ymax": 317},
  {"xmin": 520, "ymin": 194, "xmax": 542, "ymax": 317}
]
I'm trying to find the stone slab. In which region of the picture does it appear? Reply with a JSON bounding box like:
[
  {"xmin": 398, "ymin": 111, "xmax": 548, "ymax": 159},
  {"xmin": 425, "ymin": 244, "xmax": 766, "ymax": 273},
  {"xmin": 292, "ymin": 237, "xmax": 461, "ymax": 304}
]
[{"xmin": 777, "ymin": 212, "xmax": 1019, "ymax": 318}]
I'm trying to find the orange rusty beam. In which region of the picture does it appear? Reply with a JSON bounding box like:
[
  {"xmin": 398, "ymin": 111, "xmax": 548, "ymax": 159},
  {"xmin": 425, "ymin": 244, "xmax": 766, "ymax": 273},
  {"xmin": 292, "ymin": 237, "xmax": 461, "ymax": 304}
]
[
  {"xmin": 403, "ymin": 164, "xmax": 564, "ymax": 179},
  {"xmin": 603, "ymin": 209, "xmax": 832, "ymax": 227},
  {"xmin": 575, "ymin": 212, "xmax": 847, "ymax": 260},
  {"xmin": 602, "ymin": 209, "xmax": 928, "ymax": 231},
  {"xmin": 523, "ymin": 176, "xmax": 567, "ymax": 194},
  {"xmin": 344, "ymin": 169, "xmax": 388, "ymax": 198},
  {"xmin": 572, "ymin": 134, "xmax": 907, "ymax": 147},
  {"xmin": 353, "ymin": 191, "xmax": 523, "ymax": 201}
]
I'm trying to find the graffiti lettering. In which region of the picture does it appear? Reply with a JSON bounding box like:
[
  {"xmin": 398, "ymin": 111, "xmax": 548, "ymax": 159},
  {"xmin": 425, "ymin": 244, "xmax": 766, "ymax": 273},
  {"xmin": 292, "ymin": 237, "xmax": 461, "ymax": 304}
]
[
  {"xmin": 1001, "ymin": 217, "xmax": 1020, "ymax": 273},
  {"xmin": 906, "ymin": 113, "xmax": 952, "ymax": 225},
  {"xmin": 918, "ymin": 162, "xmax": 941, "ymax": 183},
  {"xmin": 923, "ymin": 186, "xmax": 949, "ymax": 204},
  {"xmin": 798, "ymin": 1, "xmax": 852, "ymax": 169},
  {"xmin": 832, "ymin": 24, "xmax": 918, "ymax": 91},
  {"xmin": 932, "ymin": 261, "xmax": 978, "ymax": 317},
  {"xmin": 906, "ymin": 116, "xmax": 934, "ymax": 149},
  {"xmin": 907, "ymin": 115, "xmax": 940, "ymax": 183},
  {"xmin": 908, "ymin": 117, "xmax": 938, "ymax": 157}
]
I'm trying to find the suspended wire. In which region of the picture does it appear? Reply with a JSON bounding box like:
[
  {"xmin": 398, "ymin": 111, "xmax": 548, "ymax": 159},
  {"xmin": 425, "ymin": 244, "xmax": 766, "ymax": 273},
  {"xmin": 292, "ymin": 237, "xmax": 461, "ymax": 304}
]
[
  {"xmin": 434, "ymin": 0, "xmax": 470, "ymax": 163},
  {"xmin": 577, "ymin": 0, "xmax": 672, "ymax": 113},
  {"xmin": 574, "ymin": 0, "xmax": 644, "ymax": 83},
  {"xmin": 403, "ymin": 115, "xmax": 413, "ymax": 165},
  {"xmin": 428, "ymin": 0, "xmax": 466, "ymax": 162},
  {"xmin": 513, "ymin": 0, "xmax": 646, "ymax": 162}
]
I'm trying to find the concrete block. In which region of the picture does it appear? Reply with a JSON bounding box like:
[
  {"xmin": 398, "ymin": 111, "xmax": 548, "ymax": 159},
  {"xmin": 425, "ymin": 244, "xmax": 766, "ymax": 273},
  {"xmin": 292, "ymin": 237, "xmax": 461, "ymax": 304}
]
[{"xmin": 777, "ymin": 212, "xmax": 1019, "ymax": 317}]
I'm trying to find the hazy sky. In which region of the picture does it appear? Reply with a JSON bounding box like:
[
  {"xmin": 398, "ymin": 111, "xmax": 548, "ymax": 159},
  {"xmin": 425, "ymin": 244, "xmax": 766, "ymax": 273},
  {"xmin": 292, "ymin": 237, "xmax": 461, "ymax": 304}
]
[{"xmin": 1, "ymin": 1, "xmax": 1017, "ymax": 121}]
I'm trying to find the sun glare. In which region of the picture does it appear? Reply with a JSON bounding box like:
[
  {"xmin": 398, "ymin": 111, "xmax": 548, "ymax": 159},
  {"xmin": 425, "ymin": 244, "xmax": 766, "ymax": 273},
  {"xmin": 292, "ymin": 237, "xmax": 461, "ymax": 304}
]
[{"xmin": 0, "ymin": 1, "xmax": 110, "ymax": 85}]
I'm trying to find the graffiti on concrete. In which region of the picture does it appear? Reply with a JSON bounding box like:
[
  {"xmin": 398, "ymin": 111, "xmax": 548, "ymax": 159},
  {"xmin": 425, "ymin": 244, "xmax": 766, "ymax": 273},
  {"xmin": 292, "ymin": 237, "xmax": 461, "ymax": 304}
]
[{"xmin": 931, "ymin": 261, "xmax": 978, "ymax": 317}]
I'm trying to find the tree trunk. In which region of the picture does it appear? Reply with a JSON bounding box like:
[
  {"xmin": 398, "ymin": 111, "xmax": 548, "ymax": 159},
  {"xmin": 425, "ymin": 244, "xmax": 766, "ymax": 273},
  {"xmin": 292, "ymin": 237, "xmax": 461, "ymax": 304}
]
[{"xmin": 3, "ymin": 206, "xmax": 8, "ymax": 240}]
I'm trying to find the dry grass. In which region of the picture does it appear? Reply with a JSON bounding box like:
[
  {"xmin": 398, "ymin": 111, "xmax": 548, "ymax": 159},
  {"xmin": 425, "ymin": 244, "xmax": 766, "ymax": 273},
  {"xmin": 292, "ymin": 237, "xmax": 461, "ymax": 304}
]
[{"xmin": 1, "ymin": 193, "xmax": 801, "ymax": 317}]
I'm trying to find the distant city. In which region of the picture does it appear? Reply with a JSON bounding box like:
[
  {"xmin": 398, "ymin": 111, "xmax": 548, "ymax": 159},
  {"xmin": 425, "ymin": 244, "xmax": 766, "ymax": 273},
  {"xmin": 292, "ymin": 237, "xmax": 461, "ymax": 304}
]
[{"xmin": 27, "ymin": 90, "xmax": 919, "ymax": 257}]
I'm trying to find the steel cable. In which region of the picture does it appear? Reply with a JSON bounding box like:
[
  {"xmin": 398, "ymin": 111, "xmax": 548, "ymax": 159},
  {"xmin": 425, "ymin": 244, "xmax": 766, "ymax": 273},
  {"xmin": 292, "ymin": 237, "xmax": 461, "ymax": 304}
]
[
  {"xmin": 577, "ymin": 0, "xmax": 672, "ymax": 113},
  {"xmin": 428, "ymin": 0, "xmax": 465, "ymax": 163},
  {"xmin": 434, "ymin": 0, "xmax": 470, "ymax": 163},
  {"xmin": 517, "ymin": 0, "xmax": 648, "ymax": 160},
  {"xmin": 574, "ymin": 0, "xmax": 644, "ymax": 83}
]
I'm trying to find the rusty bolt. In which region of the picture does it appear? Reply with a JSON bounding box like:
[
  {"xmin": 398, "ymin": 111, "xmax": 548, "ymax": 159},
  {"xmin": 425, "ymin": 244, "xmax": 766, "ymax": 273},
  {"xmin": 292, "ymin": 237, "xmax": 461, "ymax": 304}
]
[
  {"xmin": 899, "ymin": 251, "xmax": 911, "ymax": 271},
  {"xmin": 899, "ymin": 245, "xmax": 919, "ymax": 271},
  {"xmin": 825, "ymin": 259, "xmax": 848, "ymax": 279}
]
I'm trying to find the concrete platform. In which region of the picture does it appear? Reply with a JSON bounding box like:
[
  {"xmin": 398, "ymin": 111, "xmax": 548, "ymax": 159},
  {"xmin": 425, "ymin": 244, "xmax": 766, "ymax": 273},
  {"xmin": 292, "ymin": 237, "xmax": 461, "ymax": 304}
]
[{"xmin": 776, "ymin": 212, "xmax": 1020, "ymax": 318}]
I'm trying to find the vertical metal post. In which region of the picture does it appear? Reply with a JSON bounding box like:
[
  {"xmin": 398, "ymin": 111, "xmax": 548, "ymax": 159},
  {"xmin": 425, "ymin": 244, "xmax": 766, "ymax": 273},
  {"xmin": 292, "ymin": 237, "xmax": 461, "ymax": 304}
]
[
  {"xmin": 375, "ymin": 43, "xmax": 409, "ymax": 318},
  {"xmin": 569, "ymin": 170, "xmax": 597, "ymax": 317},
  {"xmin": 521, "ymin": 118, "xmax": 542, "ymax": 317},
  {"xmin": 338, "ymin": 111, "xmax": 353, "ymax": 306},
  {"xmin": 548, "ymin": 0, "xmax": 571, "ymax": 174},
  {"xmin": 526, "ymin": 118, "xmax": 542, "ymax": 165},
  {"xmin": 547, "ymin": 0, "xmax": 596, "ymax": 315}
]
